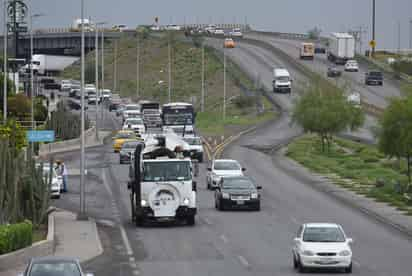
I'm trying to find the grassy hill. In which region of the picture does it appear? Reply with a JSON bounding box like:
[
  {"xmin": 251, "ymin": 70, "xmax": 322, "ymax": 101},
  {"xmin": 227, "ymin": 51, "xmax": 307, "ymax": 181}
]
[{"xmin": 62, "ymin": 31, "xmax": 276, "ymax": 136}]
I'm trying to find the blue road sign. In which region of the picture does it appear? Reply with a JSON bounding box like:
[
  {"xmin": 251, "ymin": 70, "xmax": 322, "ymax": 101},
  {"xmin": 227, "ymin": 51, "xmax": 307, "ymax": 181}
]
[{"xmin": 27, "ymin": 130, "xmax": 55, "ymax": 142}]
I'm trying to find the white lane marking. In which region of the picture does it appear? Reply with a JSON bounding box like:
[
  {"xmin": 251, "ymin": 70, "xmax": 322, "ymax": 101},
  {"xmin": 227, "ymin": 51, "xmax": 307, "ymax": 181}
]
[
  {"xmin": 237, "ymin": 255, "xmax": 250, "ymax": 268},
  {"xmin": 132, "ymin": 270, "xmax": 140, "ymax": 276},
  {"xmin": 120, "ymin": 225, "xmax": 134, "ymax": 256},
  {"xmin": 220, "ymin": 234, "xmax": 228, "ymax": 243},
  {"xmin": 129, "ymin": 257, "xmax": 135, "ymax": 262},
  {"xmin": 129, "ymin": 263, "xmax": 137, "ymax": 269},
  {"xmin": 353, "ymin": 260, "xmax": 361, "ymax": 267}
]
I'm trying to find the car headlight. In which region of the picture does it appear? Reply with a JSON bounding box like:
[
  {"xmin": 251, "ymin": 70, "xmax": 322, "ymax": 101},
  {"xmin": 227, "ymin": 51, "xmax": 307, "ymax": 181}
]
[
  {"xmin": 251, "ymin": 192, "xmax": 258, "ymax": 199},
  {"xmin": 339, "ymin": 250, "xmax": 351, "ymax": 256},
  {"xmin": 183, "ymin": 198, "xmax": 190, "ymax": 205},
  {"xmin": 141, "ymin": 199, "xmax": 147, "ymax": 207},
  {"xmin": 301, "ymin": 250, "xmax": 315, "ymax": 256},
  {"xmin": 222, "ymin": 192, "xmax": 230, "ymax": 199}
]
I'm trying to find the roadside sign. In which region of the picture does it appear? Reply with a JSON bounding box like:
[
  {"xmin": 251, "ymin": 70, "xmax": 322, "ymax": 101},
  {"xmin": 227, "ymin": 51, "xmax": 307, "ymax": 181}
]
[
  {"xmin": 369, "ymin": 40, "xmax": 376, "ymax": 48},
  {"xmin": 27, "ymin": 130, "xmax": 55, "ymax": 142}
]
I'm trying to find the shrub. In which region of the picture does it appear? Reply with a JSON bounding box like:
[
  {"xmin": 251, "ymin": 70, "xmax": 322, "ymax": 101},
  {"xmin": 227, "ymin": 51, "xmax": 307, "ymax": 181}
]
[
  {"xmin": 0, "ymin": 220, "xmax": 33, "ymax": 254},
  {"xmin": 233, "ymin": 95, "xmax": 256, "ymax": 109}
]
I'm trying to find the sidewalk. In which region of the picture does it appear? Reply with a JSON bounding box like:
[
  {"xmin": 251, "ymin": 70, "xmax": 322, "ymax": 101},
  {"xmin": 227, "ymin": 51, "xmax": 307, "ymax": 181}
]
[{"xmin": 0, "ymin": 209, "xmax": 103, "ymax": 276}]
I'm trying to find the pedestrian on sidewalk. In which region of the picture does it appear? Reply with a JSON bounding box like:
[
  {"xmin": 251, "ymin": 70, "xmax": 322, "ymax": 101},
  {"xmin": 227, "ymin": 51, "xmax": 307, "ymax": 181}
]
[{"xmin": 57, "ymin": 161, "xmax": 69, "ymax": 193}]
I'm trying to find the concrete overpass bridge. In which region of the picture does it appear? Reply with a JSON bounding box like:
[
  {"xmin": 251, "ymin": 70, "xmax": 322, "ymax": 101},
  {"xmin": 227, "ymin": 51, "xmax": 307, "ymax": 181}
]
[{"xmin": 0, "ymin": 28, "xmax": 126, "ymax": 57}]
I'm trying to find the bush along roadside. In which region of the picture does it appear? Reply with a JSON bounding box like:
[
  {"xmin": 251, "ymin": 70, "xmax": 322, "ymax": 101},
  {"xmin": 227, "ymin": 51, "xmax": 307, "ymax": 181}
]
[
  {"xmin": 287, "ymin": 135, "xmax": 412, "ymax": 216},
  {"xmin": 45, "ymin": 101, "xmax": 90, "ymax": 140},
  {"xmin": 0, "ymin": 220, "xmax": 33, "ymax": 254}
]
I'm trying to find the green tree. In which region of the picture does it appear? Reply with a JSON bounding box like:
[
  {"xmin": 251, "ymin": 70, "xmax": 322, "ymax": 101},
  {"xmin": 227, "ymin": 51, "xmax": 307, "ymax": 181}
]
[
  {"xmin": 307, "ymin": 27, "xmax": 322, "ymax": 40},
  {"xmin": 292, "ymin": 83, "xmax": 365, "ymax": 152},
  {"xmin": 378, "ymin": 96, "xmax": 412, "ymax": 186},
  {"xmin": 0, "ymin": 119, "xmax": 27, "ymax": 151}
]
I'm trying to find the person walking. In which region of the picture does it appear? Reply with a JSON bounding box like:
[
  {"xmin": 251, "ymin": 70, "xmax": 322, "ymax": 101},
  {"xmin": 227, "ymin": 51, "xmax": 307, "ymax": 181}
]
[{"xmin": 61, "ymin": 162, "xmax": 69, "ymax": 193}]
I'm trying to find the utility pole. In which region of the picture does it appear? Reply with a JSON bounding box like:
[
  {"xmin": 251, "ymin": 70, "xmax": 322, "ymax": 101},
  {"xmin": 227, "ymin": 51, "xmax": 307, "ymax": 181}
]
[
  {"xmin": 113, "ymin": 40, "xmax": 117, "ymax": 93},
  {"xmin": 223, "ymin": 51, "xmax": 227, "ymax": 119},
  {"xmin": 168, "ymin": 32, "xmax": 171, "ymax": 102},
  {"xmin": 201, "ymin": 42, "xmax": 205, "ymax": 112},
  {"xmin": 371, "ymin": 0, "xmax": 376, "ymax": 57},
  {"xmin": 78, "ymin": 0, "xmax": 87, "ymax": 221},
  {"xmin": 3, "ymin": 0, "xmax": 8, "ymax": 124},
  {"xmin": 136, "ymin": 33, "xmax": 140, "ymax": 100}
]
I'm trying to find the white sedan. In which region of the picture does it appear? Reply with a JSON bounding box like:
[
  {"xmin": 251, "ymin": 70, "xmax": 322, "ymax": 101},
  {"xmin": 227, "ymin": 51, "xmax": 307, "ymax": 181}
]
[
  {"xmin": 344, "ymin": 60, "xmax": 359, "ymax": 72},
  {"xmin": 292, "ymin": 223, "xmax": 353, "ymax": 273},
  {"xmin": 206, "ymin": 159, "xmax": 245, "ymax": 190},
  {"xmin": 123, "ymin": 117, "xmax": 145, "ymax": 134}
]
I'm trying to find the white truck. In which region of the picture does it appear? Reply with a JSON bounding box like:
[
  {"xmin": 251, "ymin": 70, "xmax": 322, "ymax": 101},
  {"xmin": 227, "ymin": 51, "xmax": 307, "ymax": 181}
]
[
  {"xmin": 328, "ymin": 33, "xmax": 355, "ymax": 65},
  {"xmin": 128, "ymin": 132, "xmax": 197, "ymax": 226},
  {"xmin": 28, "ymin": 55, "xmax": 78, "ymax": 75},
  {"xmin": 300, "ymin": 42, "xmax": 315, "ymax": 60},
  {"xmin": 72, "ymin": 18, "xmax": 94, "ymax": 31},
  {"xmin": 272, "ymin": 68, "xmax": 292, "ymax": 93}
]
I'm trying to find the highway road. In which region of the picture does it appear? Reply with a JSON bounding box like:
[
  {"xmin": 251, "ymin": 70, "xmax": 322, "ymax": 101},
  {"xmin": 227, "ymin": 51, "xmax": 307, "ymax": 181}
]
[
  {"xmin": 245, "ymin": 33, "xmax": 404, "ymax": 110},
  {"xmin": 52, "ymin": 94, "xmax": 412, "ymax": 276},
  {"xmin": 206, "ymin": 38, "xmax": 376, "ymax": 143}
]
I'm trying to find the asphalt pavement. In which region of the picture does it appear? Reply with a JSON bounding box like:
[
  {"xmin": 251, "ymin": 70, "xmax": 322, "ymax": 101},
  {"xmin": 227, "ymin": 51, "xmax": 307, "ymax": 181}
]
[{"xmin": 50, "ymin": 43, "xmax": 412, "ymax": 276}]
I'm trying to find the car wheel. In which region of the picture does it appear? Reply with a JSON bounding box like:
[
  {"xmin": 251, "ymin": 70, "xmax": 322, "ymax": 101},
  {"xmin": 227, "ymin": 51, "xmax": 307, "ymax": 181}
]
[
  {"xmin": 293, "ymin": 255, "xmax": 298, "ymax": 269},
  {"xmin": 218, "ymin": 200, "xmax": 225, "ymax": 211},
  {"xmin": 120, "ymin": 160, "xmax": 123, "ymax": 164},
  {"xmin": 187, "ymin": 215, "xmax": 195, "ymax": 226},
  {"xmin": 198, "ymin": 155, "xmax": 203, "ymax": 163},
  {"xmin": 344, "ymin": 263, "xmax": 352, "ymax": 274},
  {"xmin": 135, "ymin": 215, "xmax": 144, "ymax": 227},
  {"xmin": 297, "ymin": 257, "xmax": 306, "ymax": 273},
  {"xmin": 215, "ymin": 199, "xmax": 218, "ymax": 209},
  {"xmin": 207, "ymin": 179, "xmax": 211, "ymax": 190},
  {"xmin": 255, "ymin": 202, "xmax": 261, "ymax": 211}
]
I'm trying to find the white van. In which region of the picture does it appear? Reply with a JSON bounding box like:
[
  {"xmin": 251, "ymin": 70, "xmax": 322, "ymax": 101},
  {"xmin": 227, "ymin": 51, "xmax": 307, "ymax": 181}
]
[{"xmin": 272, "ymin": 68, "xmax": 292, "ymax": 93}]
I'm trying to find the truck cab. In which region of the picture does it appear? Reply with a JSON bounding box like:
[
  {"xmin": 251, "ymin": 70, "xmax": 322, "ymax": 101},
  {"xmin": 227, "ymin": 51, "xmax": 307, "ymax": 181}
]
[{"xmin": 273, "ymin": 68, "xmax": 292, "ymax": 93}]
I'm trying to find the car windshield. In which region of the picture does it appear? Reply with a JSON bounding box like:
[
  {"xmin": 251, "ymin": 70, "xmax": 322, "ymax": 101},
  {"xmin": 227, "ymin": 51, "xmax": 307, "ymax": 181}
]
[
  {"xmin": 184, "ymin": 138, "xmax": 202, "ymax": 145},
  {"xmin": 370, "ymin": 71, "xmax": 382, "ymax": 76},
  {"xmin": 143, "ymin": 161, "xmax": 191, "ymax": 181},
  {"xmin": 126, "ymin": 105, "xmax": 140, "ymax": 111},
  {"xmin": 222, "ymin": 178, "xmax": 254, "ymax": 189},
  {"xmin": 303, "ymin": 227, "xmax": 346, "ymax": 242},
  {"xmin": 122, "ymin": 142, "xmax": 140, "ymax": 149},
  {"xmin": 30, "ymin": 262, "xmax": 81, "ymax": 276},
  {"xmin": 126, "ymin": 119, "xmax": 143, "ymax": 125},
  {"xmin": 277, "ymin": 76, "xmax": 289, "ymax": 81},
  {"xmin": 116, "ymin": 132, "xmax": 135, "ymax": 139},
  {"xmin": 214, "ymin": 161, "xmax": 240, "ymax": 171}
]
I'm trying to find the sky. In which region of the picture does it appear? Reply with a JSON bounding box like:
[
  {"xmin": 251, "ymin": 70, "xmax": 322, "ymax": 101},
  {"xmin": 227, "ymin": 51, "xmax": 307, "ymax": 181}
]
[{"xmin": 22, "ymin": 0, "xmax": 412, "ymax": 50}]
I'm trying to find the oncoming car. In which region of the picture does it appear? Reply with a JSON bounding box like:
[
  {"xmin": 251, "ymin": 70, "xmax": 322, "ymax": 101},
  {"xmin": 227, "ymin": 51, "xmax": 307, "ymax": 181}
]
[
  {"xmin": 206, "ymin": 159, "xmax": 245, "ymax": 190},
  {"xmin": 215, "ymin": 176, "xmax": 262, "ymax": 211},
  {"xmin": 292, "ymin": 223, "xmax": 353, "ymax": 273},
  {"xmin": 224, "ymin": 38, "xmax": 235, "ymax": 48}
]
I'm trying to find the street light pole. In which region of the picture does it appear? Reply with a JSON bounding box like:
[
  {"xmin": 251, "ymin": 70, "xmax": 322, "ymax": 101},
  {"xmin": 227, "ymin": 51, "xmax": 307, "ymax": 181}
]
[
  {"xmin": 101, "ymin": 28, "xmax": 104, "ymax": 121},
  {"xmin": 409, "ymin": 19, "xmax": 412, "ymax": 50},
  {"xmin": 223, "ymin": 48, "xmax": 226, "ymax": 121},
  {"xmin": 3, "ymin": 0, "xmax": 8, "ymax": 124},
  {"xmin": 136, "ymin": 33, "xmax": 139, "ymax": 100},
  {"xmin": 371, "ymin": 0, "xmax": 376, "ymax": 57},
  {"xmin": 78, "ymin": 0, "xmax": 87, "ymax": 221},
  {"xmin": 168, "ymin": 32, "xmax": 171, "ymax": 102},
  {"xmin": 30, "ymin": 13, "xmax": 44, "ymax": 132},
  {"xmin": 201, "ymin": 42, "xmax": 205, "ymax": 112},
  {"xmin": 94, "ymin": 22, "xmax": 99, "ymax": 141}
]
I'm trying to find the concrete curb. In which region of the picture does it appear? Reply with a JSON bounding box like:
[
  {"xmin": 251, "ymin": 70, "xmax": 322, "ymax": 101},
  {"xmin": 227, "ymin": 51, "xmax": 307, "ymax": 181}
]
[
  {"xmin": 39, "ymin": 126, "xmax": 96, "ymax": 156},
  {"xmin": 0, "ymin": 212, "xmax": 55, "ymax": 271}
]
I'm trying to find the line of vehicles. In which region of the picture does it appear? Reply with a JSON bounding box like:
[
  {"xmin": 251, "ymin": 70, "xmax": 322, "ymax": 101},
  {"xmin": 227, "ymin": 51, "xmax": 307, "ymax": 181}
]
[{"xmin": 60, "ymin": 79, "xmax": 115, "ymax": 105}]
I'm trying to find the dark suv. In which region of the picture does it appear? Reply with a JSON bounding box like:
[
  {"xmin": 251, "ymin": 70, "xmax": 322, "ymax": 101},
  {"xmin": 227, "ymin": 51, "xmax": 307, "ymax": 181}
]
[{"xmin": 365, "ymin": 71, "xmax": 383, "ymax": 86}]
